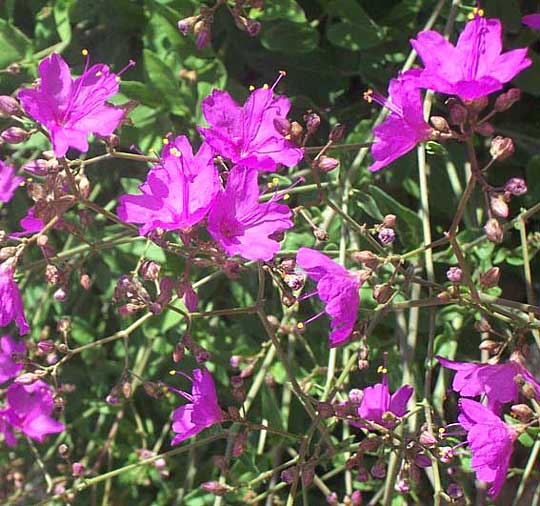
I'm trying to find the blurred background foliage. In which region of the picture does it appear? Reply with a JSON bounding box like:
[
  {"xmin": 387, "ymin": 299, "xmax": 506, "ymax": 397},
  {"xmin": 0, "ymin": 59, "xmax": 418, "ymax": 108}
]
[{"xmin": 1, "ymin": 1, "xmax": 540, "ymax": 504}]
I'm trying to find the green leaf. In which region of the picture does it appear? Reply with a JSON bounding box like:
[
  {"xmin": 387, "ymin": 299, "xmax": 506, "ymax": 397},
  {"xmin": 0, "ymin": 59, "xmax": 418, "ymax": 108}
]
[
  {"xmin": 54, "ymin": 0, "xmax": 74, "ymax": 44},
  {"xmin": 260, "ymin": 20, "xmax": 319, "ymax": 54},
  {"xmin": 261, "ymin": 386, "xmax": 284, "ymax": 430},
  {"xmin": 0, "ymin": 19, "xmax": 32, "ymax": 68},
  {"xmin": 251, "ymin": 0, "xmax": 307, "ymax": 23}
]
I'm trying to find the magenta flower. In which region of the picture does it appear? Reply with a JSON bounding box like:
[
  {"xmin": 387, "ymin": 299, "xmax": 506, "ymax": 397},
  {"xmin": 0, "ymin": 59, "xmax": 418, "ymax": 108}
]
[
  {"xmin": 0, "ymin": 380, "xmax": 64, "ymax": 446},
  {"xmin": 18, "ymin": 52, "xmax": 126, "ymax": 157},
  {"xmin": 9, "ymin": 207, "xmax": 46, "ymax": 239},
  {"xmin": 366, "ymin": 71, "xmax": 434, "ymax": 172},
  {"xmin": 356, "ymin": 367, "xmax": 414, "ymax": 429},
  {"xmin": 437, "ymin": 356, "xmax": 540, "ymax": 413},
  {"xmin": 0, "ymin": 161, "xmax": 23, "ymax": 204},
  {"xmin": 458, "ymin": 399, "xmax": 517, "ymax": 498},
  {"xmin": 296, "ymin": 248, "xmax": 364, "ymax": 347},
  {"xmin": 118, "ymin": 137, "xmax": 220, "ymax": 235},
  {"xmin": 207, "ymin": 166, "xmax": 293, "ymax": 261},
  {"xmin": 0, "ymin": 335, "xmax": 26, "ymax": 384},
  {"xmin": 170, "ymin": 369, "xmax": 223, "ymax": 445},
  {"xmin": 0, "ymin": 259, "xmax": 29, "ymax": 335},
  {"xmin": 523, "ymin": 14, "xmax": 540, "ymax": 30},
  {"xmin": 198, "ymin": 84, "xmax": 303, "ymax": 171},
  {"xmin": 410, "ymin": 15, "xmax": 531, "ymax": 100}
]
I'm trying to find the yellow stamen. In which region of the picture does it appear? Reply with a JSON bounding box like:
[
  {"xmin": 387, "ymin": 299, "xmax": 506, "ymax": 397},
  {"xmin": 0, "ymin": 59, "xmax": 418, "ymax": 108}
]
[
  {"xmin": 115, "ymin": 76, "xmax": 121, "ymax": 83},
  {"xmin": 263, "ymin": 83, "xmax": 269, "ymax": 90},
  {"xmin": 376, "ymin": 365, "xmax": 388, "ymax": 374},
  {"xmin": 297, "ymin": 322, "xmax": 304, "ymax": 329},
  {"xmin": 467, "ymin": 12, "xmax": 475, "ymax": 20},
  {"xmin": 272, "ymin": 177, "xmax": 279, "ymax": 185},
  {"xmin": 162, "ymin": 138, "xmax": 169, "ymax": 145},
  {"xmin": 438, "ymin": 427, "xmax": 445, "ymax": 434},
  {"xmin": 81, "ymin": 48, "xmax": 89, "ymax": 56},
  {"xmin": 267, "ymin": 182, "xmax": 274, "ymax": 189},
  {"xmin": 95, "ymin": 71, "xmax": 103, "ymax": 77},
  {"xmin": 283, "ymin": 193, "xmax": 290, "ymax": 200},
  {"xmin": 363, "ymin": 89, "xmax": 374, "ymax": 103},
  {"xmin": 284, "ymin": 134, "xmax": 291, "ymax": 140},
  {"xmin": 279, "ymin": 70, "xmax": 287, "ymax": 76},
  {"xmin": 169, "ymin": 147, "xmax": 181, "ymax": 157},
  {"xmin": 169, "ymin": 370, "xmax": 176, "ymax": 376},
  {"xmin": 249, "ymin": 85, "xmax": 255, "ymax": 91}
]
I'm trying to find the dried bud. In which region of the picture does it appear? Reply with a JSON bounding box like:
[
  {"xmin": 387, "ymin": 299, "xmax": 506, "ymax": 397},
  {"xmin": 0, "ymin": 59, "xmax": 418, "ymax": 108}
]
[
  {"xmin": 494, "ymin": 88, "xmax": 522, "ymax": 112},
  {"xmin": 371, "ymin": 461, "xmax": 387, "ymax": 479},
  {"xmin": 448, "ymin": 101, "xmax": 467, "ymax": 125},
  {"xmin": 305, "ymin": 112, "xmax": 321, "ymax": 134},
  {"xmin": 490, "ymin": 136, "xmax": 515, "ymax": 161},
  {"xmin": 0, "ymin": 247, "xmax": 17, "ymax": 261},
  {"xmin": 140, "ymin": 260, "xmax": 161, "ymax": 281},
  {"xmin": 419, "ymin": 431, "xmax": 438, "ymax": 446},
  {"xmin": 490, "ymin": 195, "xmax": 509, "ymax": 219},
  {"xmin": 521, "ymin": 381, "xmax": 538, "ymax": 400},
  {"xmin": 290, "ymin": 121, "xmax": 304, "ymax": 144},
  {"xmin": 373, "ymin": 283, "xmax": 393, "ymax": 304},
  {"xmin": 317, "ymin": 155, "xmax": 340, "ymax": 172},
  {"xmin": 57, "ymin": 320, "xmax": 71, "ymax": 339},
  {"xmin": 504, "ymin": 177, "xmax": 527, "ymax": 196},
  {"xmin": 71, "ymin": 462, "xmax": 85, "ymax": 477},
  {"xmin": 318, "ymin": 402, "xmax": 335, "ymax": 419},
  {"xmin": 474, "ymin": 318, "xmax": 492, "ymax": 333},
  {"xmin": 351, "ymin": 250, "xmax": 380, "ymax": 269},
  {"xmin": 233, "ymin": 432, "xmax": 248, "ymax": 457},
  {"xmin": 280, "ymin": 257, "xmax": 296, "ymax": 272},
  {"xmin": 329, "ymin": 123, "xmax": 346, "ymax": 142},
  {"xmin": 348, "ymin": 388, "xmax": 363, "ymax": 404},
  {"xmin": 430, "ymin": 116, "xmax": 450, "ymax": 133},
  {"xmin": 359, "ymin": 436, "xmax": 381, "ymax": 452},
  {"xmin": 58, "ymin": 444, "xmax": 70, "ymax": 458},
  {"xmin": 313, "ymin": 227, "xmax": 328, "ymax": 241},
  {"xmin": 122, "ymin": 381, "xmax": 132, "ymax": 399},
  {"xmin": 15, "ymin": 373, "xmax": 40, "ymax": 385},
  {"xmin": 378, "ymin": 227, "xmax": 395, "ymax": 246},
  {"xmin": 273, "ymin": 117, "xmax": 291, "ymax": 137},
  {"xmin": 475, "ymin": 122, "xmax": 495, "ymax": 136},
  {"xmin": 53, "ymin": 287, "xmax": 67, "ymax": 302},
  {"xmin": 382, "ymin": 214, "xmax": 397, "ymax": 228},
  {"xmin": 1, "ymin": 126, "xmax": 29, "ymax": 144},
  {"xmin": 173, "ymin": 342, "xmax": 185, "ymax": 363},
  {"xmin": 510, "ymin": 403, "xmax": 534, "ymax": 423},
  {"xmin": 284, "ymin": 273, "xmax": 304, "ymax": 291},
  {"xmin": 447, "ymin": 483, "xmax": 464, "ymax": 500},
  {"xmin": 478, "ymin": 339, "xmax": 500, "ymax": 354},
  {"xmin": 0, "ymin": 96, "xmax": 19, "ymax": 117},
  {"xmin": 37, "ymin": 340, "xmax": 55, "ymax": 354},
  {"xmin": 467, "ymin": 96, "xmax": 489, "ymax": 113},
  {"xmin": 446, "ymin": 266, "xmax": 463, "ymax": 284},
  {"xmin": 439, "ymin": 446, "xmax": 454, "ymax": 463},
  {"xmin": 201, "ymin": 481, "xmax": 231, "ymax": 496},
  {"xmin": 22, "ymin": 159, "xmax": 48, "ymax": 176},
  {"xmin": 483, "ymin": 218, "xmax": 504, "ymax": 244},
  {"xmin": 143, "ymin": 381, "xmax": 164, "ymax": 399},
  {"xmin": 177, "ymin": 16, "xmax": 199, "ymax": 35}
]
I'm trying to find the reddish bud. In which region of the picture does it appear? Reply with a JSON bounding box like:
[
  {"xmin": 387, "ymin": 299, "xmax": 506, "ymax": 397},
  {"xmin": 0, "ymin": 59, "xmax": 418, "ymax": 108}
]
[
  {"xmin": 305, "ymin": 112, "xmax": 321, "ymax": 134},
  {"xmin": 313, "ymin": 227, "xmax": 328, "ymax": 241},
  {"xmin": 475, "ymin": 122, "xmax": 495, "ymax": 136},
  {"xmin": 201, "ymin": 481, "xmax": 231, "ymax": 496},
  {"xmin": 474, "ymin": 318, "xmax": 492, "ymax": 333},
  {"xmin": 510, "ymin": 403, "xmax": 534, "ymax": 423},
  {"xmin": 504, "ymin": 177, "xmax": 527, "ymax": 196},
  {"xmin": 483, "ymin": 218, "xmax": 504, "ymax": 244},
  {"xmin": 37, "ymin": 340, "xmax": 55, "ymax": 354},
  {"xmin": 140, "ymin": 260, "xmax": 161, "ymax": 281},
  {"xmin": 53, "ymin": 287, "xmax": 67, "ymax": 302},
  {"xmin": 446, "ymin": 266, "xmax": 463, "ymax": 283},
  {"xmin": 317, "ymin": 156, "xmax": 339, "ymax": 172},
  {"xmin": 80, "ymin": 274, "xmax": 91, "ymax": 290},
  {"xmin": 382, "ymin": 214, "xmax": 397, "ymax": 228},
  {"xmin": 448, "ymin": 101, "xmax": 467, "ymax": 125},
  {"xmin": 1, "ymin": 127, "xmax": 29, "ymax": 144},
  {"xmin": 430, "ymin": 116, "xmax": 450, "ymax": 133},
  {"xmin": 480, "ymin": 266, "xmax": 500, "ymax": 289},
  {"xmin": 71, "ymin": 462, "xmax": 85, "ymax": 477},
  {"xmin": 373, "ymin": 283, "xmax": 393, "ymax": 304},
  {"xmin": 478, "ymin": 339, "xmax": 500, "ymax": 354},
  {"xmin": 273, "ymin": 117, "xmax": 291, "ymax": 137},
  {"xmin": 178, "ymin": 16, "xmax": 198, "ymax": 35},
  {"xmin": 0, "ymin": 95, "xmax": 20, "ymax": 116},
  {"xmin": 490, "ymin": 195, "xmax": 509, "ymax": 219},
  {"xmin": 490, "ymin": 136, "xmax": 514, "ymax": 161},
  {"xmin": 329, "ymin": 123, "xmax": 346, "ymax": 142},
  {"xmin": 494, "ymin": 88, "xmax": 521, "ymax": 112},
  {"xmin": 419, "ymin": 431, "xmax": 438, "ymax": 446}
]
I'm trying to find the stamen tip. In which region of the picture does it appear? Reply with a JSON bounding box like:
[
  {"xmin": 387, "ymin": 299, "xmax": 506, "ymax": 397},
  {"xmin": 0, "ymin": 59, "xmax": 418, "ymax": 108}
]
[
  {"xmin": 81, "ymin": 48, "xmax": 89, "ymax": 56},
  {"xmin": 169, "ymin": 370, "xmax": 176, "ymax": 376}
]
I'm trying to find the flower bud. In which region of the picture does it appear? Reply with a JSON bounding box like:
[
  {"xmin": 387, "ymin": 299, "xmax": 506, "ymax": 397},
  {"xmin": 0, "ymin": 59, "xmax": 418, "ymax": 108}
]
[
  {"xmin": 280, "ymin": 257, "xmax": 296, "ymax": 272},
  {"xmin": 382, "ymin": 214, "xmax": 397, "ymax": 228},
  {"xmin": 22, "ymin": 159, "xmax": 48, "ymax": 176},
  {"xmin": 521, "ymin": 381, "xmax": 538, "ymax": 400},
  {"xmin": 0, "ymin": 247, "xmax": 18, "ymax": 261},
  {"xmin": 0, "ymin": 95, "xmax": 20, "ymax": 116},
  {"xmin": 15, "ymin": 373, "xmax": 40, "ymax": 385},
  {"xmin": 474, "ymin": 318, "xmax": 492, "ymax": 333},
  {"xmin": 194, "ymin": 20, "xmax": 211, "ymax": 49},
  {"xmin": 373, "ymin": 283, "xmax": 393, "ymax": 304},
  {"xmin": 446, "ymin": 267, "xmax": 462, "ymax": 284},
  {"xmin": 71, "ymin": 462, "xmax": 85, "ymax": 477},
  {"xmin": 448, "ymin": 101, "xmax": 467, "ymax": 125},
  {"xmin": 478, "ymin": 339, "xmax": 500, "ymax": 354},
  {"xmin": 317, "ymin": 155, "xmax": 339, "ymax": 172},
  {"xmin": 1, "ymin": 126, "xmax": 29, "ymax": 144},
  {"xmin": 483, "ymin": 218, "xmax": 504, "ymax": 244},
  {"xmin": 475, "ymin": 122, "xmax": 495, "ymax": 136},
  {"xmin": 317, "ymin": 402, "xmax": 335, "ymax": 419},
  {"xmin": 371, "ymin": 461, "xmax": 387, "ymax": 479},
  {"xmin": 290, "ymin": 121, "xmax": 304, "ymax": 144},
  {"xmin": 430, "ymin": 116, "xmax": 450, "ymax": 133},
  {"xmin": 494, "ymin": 88, "xmax": 521, "ymax": 112},
  {"xmin": 490, "ymin": 195, "xmax": 509, "ymax": 219},
  {"xmin": 419, "ymin": 431, "xmax": 438, "ymax": 446},
  {"xmin": 177, "ymin": 16, "xmax": 198, "ymax": 35},
  {"xmin": 118, "ymin": 303, "xmax": 141, "ymax": 316},
  {"xmin": 351, "ymin": 490, "xmax": 362, "ymax": 506},
  {"xmin": 447, "ymin": 483, "xmax": 464, "ymax": 499},
  {"xmin": 479, "ymin": 266, "xmax": 500, "ymax": 289},
  {"xmin": 348, "ymin": 388, "xmax": 363, "ymax": 404},
  {"xmin": 490, "ymin": 136, "xmax": 514, "ymax": 161},
  {"xmin": 329, "ymin": 123, "xmax": 346, "ymax": 142},
  {"xmin": 351, "ymin": 250, "xmax": 380, "ymax": 269},
  {"xmin": 395, "ymin": 478, "xmax": 410, "ymax": 494},
  {"xmin": 326, "ymin": 492, "xmax": 339, "ymax": 505},
  {"xmin": 281, "ymin": 466, "xmax": 297, "ymax": 484},
  {"xmin": 284, "ymin": 273, "xmax": 304, "ymax": 291},
  {"xmin": 58, "ymin": 444, "xmax": 70, "ymax": 458},
  {"xmin": 37, "ymin": 340, "xmax": 55, "ymax": 354},
  {"xmin": 201, "ymin": 481, "xmax": 232, "ymax": 496},
  {"xmin": 467, "ymin": 96, "xmax": 489, "ymax": 113},
  {"xmin": 504, "ymin": 177, "xmax": 527, "ymax": 196},
  {"xmin": 232, "ymin": 432, "xmax": 247, "ymax": 457},
  {"xmin": 305, "ymin": 112, "xmax": 321, "ymax": 134},
  {"xmin": 80, "ymin": 273, "xmax": 91, "ymax": 290},
  {"xmin": 140, "ymin": 260, "xmax": 161, "ymax": 281},
  {"xmin": 273, "ymin": 117, "xmax": 291, "ymax": 137},
  {"xmin": 510, "ymin": 403, "xmax": 534, "ymax": 423},
  {"xmin": 53, "ymin": 287, "xmax": 67, "ymax": 302},
  {"xmin": 378, "ymin": 227, "xmax": 395, "ymax": 245},
  {"xmin": 313, "ymin": 227, "xmax": 328, "ymax": 241}
]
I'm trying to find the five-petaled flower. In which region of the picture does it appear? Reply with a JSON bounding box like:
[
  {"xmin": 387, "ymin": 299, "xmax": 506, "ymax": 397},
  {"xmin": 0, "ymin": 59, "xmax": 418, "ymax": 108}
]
[
  {"xmin": 18, "ymin": 52, "xmax": 127, "ymax": 157},
  {"xmin": 0, "ymin": 259, "xmax": 29, "ymax": 336},
  {"xmin": 118, "ymin": 136, "xmax": 220, "ymax": 236},
  {"xmin": 170, "ymin": 368, "xmax": 223, "ymax": 445},
  {"xmin": 199, "ymin": 82, "xmax": 303, "ymax": 172},
  {"xmin": 0, "ymin": 161, "xmax": 23, "ymax": 204},
  {"xmin": 296, "ymin": 247, "xmax": 364, "ymax": 347},
  {"xmin": 0, "ymin": 335, "xmax": 25, "ymax": 384},
  {"xmin": 410, "ymin": 14, "xmax": 531, "ymax": 100},
  {"xmin": 207, "ymin": 166, "xmax": 293, "ymax": 261},
  {"xmin": 458, "ymin": 398, "xmax": 518, "ymax": 498}
]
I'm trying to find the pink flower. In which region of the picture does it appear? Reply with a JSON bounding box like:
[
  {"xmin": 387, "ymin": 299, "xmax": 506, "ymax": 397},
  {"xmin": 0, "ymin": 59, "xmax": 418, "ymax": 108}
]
[
  {"xmin": 366, "ymin": 71, "xmax": 433, "ymax": 172},
  {"xmin": 18, "ymin": 52, "xmax": 127, "ymax": 157},
  {"xmin": 296, "ymin": 248, "xmax": 363, "ymax": 347},
  {"xmin": 0, "ymin": 380, "xmax": 64, "ymax": 446},
  {"xmin": 0, "ymin": 161, "xmax": 23, "ymax": 203},
  {"xmin": 207, "ymin": 166, "xmax": 293, "ymax": 261},
  {"xmin": 170, "ymin": 369, "xmax": 223, "ymax": 445},
  {"xmin": 356, "ymin": 367, "xmax": 413, "ymax": 429},
  {"xmin": 118, "ymin": 137, "xmax": 220, "ymax": 235},
  {"xmin": 0, "ymin": 335, "xmax": 26, "ymax": 384},
  {"xmin": 437, "ymin": 356, "xmax": 540, "ymax": 413},
  {"xmin": 10, "ymin": 207, "xmax": 46, "ymax": 238},
  {"xmin": 523, "ymin": 14, "xmax": 540, "ymax": 30},
  {"xmin": 199, "ymin": 84, "xmax": 303, "ymax": 172},
  {"xmin": 410, "ymin": 15, "xmax": 531, "ymax": 100},
  {"xmin": 0, "ymin": 259, "xmax": 29, "ymax": 336},
  {"xmin": 458, "ymin": 399, "xmax": 517, "ymax": 498}
]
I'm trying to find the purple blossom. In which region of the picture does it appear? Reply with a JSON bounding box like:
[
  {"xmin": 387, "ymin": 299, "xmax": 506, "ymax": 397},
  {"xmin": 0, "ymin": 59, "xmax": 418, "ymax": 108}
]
[
  {"xmin": 207, "ymin": 166, "xmax": 293, "ymax": 261},
  {"xmin": 0, "ymin": 335, "xmax": 26, "ymax": 384},
  {"xmin": 458, "ymin": 399, "xmax": 517, "ymax": 498},
  {"xmin": 437, "ymin": 356, "xmax": 540, "ymax": 413},
  {"xmin": 0, "ymin": 380, "xmax": 64, "ymax": 446},
  {"xmin": 378, "ymin": 227, "xmax": 395, "ymax": 245},
  {"xmin": 296, "ymin": 248, "xmax": 363, "ymax": 347},
  {"xmin": 170, "ymin": 369, "xmax": 223, "ymax": 445},
  {"xmin": 10, "ymin": 207, "xmax": 46, "ymax": 238},
  {"xmin": 118, "ymin": 137, "xmax": 220, "ymax": 235},
  {"xmin": 356, "ymin": 367, "xmax": 414, "ymax": 429},
  {"xmin": 198, "ymin": 83, "xmax": 303, "ymax": 172},
  {"xmin": 0, "ymin": 161, "xmax": 23, "ymax": 203},
  {"xmin": 0, "ymin": 259, "xmax": 29, "ymax": 336},
  {"xmin": 367, "ymin": 71, "xmax": 434, "ymax": 172},
  {"xmin": 18, "ymin": 52, "xmax": 126, "ymax": 157},
  {"xmin": 410, "ymin": 16, "xmax": 531, "ymax": 100},
  {"xmin": 523, "ymin": 14, "xmax": 540, "ymax": 30}
]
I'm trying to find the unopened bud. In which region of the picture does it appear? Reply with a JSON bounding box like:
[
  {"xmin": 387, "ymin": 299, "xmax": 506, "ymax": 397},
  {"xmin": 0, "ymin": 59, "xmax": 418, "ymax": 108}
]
[
  {"xmin": 430, "ymin": 116, "xmax": 450, "ymax": 133},
  {"xmin": 480, "ymin": 266, "xmax": 500, "ymax": 289},
  {"xmin": 467, "ymin": 96, "xmax": 489, "ymax": 113},
  {"xmin": 326, "ymin": 492, "xmax": 339, "ymax": 505},
  {"xmin": 395, "ymin": 478, "xmax": 410, "ymax": 494},
  {"xmin": 448, "ymin": 101, "xmax": 467, "ymax": 125},
  {"xmin": 22, "ymin": 159, "xmax": 48, "ymax": 176},
  {"xmin": 474, "ymin": 318, "xmax": 492, "ymax": 333},
  {"xmin": 446, "ymin": 266, "xmax": 462, "ymax": 284},
  {"xmin": 71, "ymin": 462, "xmax": 85, "ymax": 477},
  {"xmin": 373, "ymin": 283, "xmax": 393, "ymax": 304},
  {"xmin": 348, "ymin": 388, "xmax": 363, "ymax": 404},
  {"xmin": 201, "ymin": 481, "xmax": 232, "ymax": 496},
  {"xmin": 351, "ymin": 250, "xmax": 380, "ymax": 269},
  {"xmin": 490, "ymin": 195, "xmax": 509, "ymax": 219},
  {"xmin": 494, "ymin": 88, "xmax": 521, "ymax": 112},
  {"xmin": 140, "ymin": 260, "xmax": 161, "ymax": 281},
  {"xmin": 233, "ymin": 432, "xmax": 248, "ymax": 457},
  {"xmin": 475, "ymin": 122, "xmax": 495, "ymax": 136},
  {"xmin": 490, "ymin": 136, "xmax": 514, "ymax": 161},
  {"xmin": 447, "ymin": 483, "xmax": 464, "ymax": 500},
  {"xmin": 0, "ymin": 247, "xmax": 17, "ymax": 261},
  {"xmin": 280, "ymin": 257, "xmax": 296, "ymax": 272},
  {"xmin": 521, "ymin": 381, "xmax": 538, "ymax": 400},
  {"xmin": 378, "ymin": 227, "xmax": 395, "ymax": 245},
  {"xmin": 178, "ymin": 16, "xmax": 198, "ymax": 35},
  {"xmin": 511, "ymin": 403, "xmax": 534, "ymax": 423},
  {"xmin": 305, "ymin": 112, "xmax": 321, "ymax": 134},
  {"xmin": 483, "ymin": 218, "xmax": 504, "ymax": 244},
  {"xmin": 351, "ymin": 490, "xmax": 362, "ymax": 506},
  {"xmin": 329, "ymin": 123, "xmax": 346, "ymax": 142},
  {"xmin": 15, "ymin": 373, "xmax": 40, "ymax": 385},
  {"xmin": 37, "ymin": 340, "xmax": 55, "ymax": 354},
  {"xmin": 382, "ymin": 214, "xmax": 397, "ymax": 228},
  {"xmin": 1, "ymin": 127, "xmax": 29, "ymax": 144},
  {"xmin": 290, "ymin": 121, "xmax": 303, "ymax": 144},
  {"xmin": 318, "ymin": 402, "xmax": 334, "ymax": 419},
  {"xmin": 273, "ymin": 117, "xmax": 291, "ymax": 137},
  {"xmin": 478, "ymin": 339, "xmax": 500, "ymax": 354},
  {"xmin": 504, "ymin": 177, "xmax": 527, "ymax": 196},
  {"xmin": 313, "ymin": 227, "xmax": 328, "ymax": 241},
  {"xmin": 317, "ymin": 155, "xmax": 339, "ymax": 172},
  {"xmin": 437, "ymin": 291, "xmax": 452, "ymax": 303},
  {"xmin": 53, "ymin": 287, "xmax": 67, "ymax": 302},
  {"xmin": 118, "ymin": 303, "xmax": 140, "ymax": 316},
  {"xmin": 58, "ymin": 444, "xmax": 70, "ymax": 458},
  {"xmin": 419, "ymin": 431, "xmax": 438, "ymax": 446},
  {"xmin": 143, "ymin": 381, "xmax": 164, "ymax": 399},
  {"xmin": 371, "ymin": 461, "xmax": 387, "ymax": 479},
  {"xmin": 0, "ymin": 96, "xmax": 20, "ymax": 117}
]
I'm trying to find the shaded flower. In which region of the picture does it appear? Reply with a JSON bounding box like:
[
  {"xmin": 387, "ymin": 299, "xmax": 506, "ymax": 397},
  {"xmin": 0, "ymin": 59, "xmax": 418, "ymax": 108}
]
[
  {"xmin": 437, "ymin": 356, "xmax": 540, "ymax": 413},
  {"xmin": 10, "ymin": 207, "xmax": 46, "ymax": 238},
  {"xmin": 458, "ymin": 399, "xmax": 517, "ymax": 498},
  {"xmin": 0, "ymin": 335, "xmax": 26, "ymax": 384},
  {"xmin": 18, "ymin": 52, "xmax": 128, "ymax": 157},
  {"xmin": 0, "ymin": 161, "xmax": 23, "ymax": 203},
  {"xmin": 296, "ymin": 248, "xmax": 364, "ymax": 347},
  {"xmin": 170, "ymin": 369, "xmax": 223, "ymax": 445},
  {"xmin": 0, "ymin": 259, "xmax": 29, "ymax": 335},
  {"xmin": 410, "ymin": 15, "xmax": 531, "ymax": 100},
  {"xmin": 0, "ymin": 380, "xmax": 64, "ymax": 446},
  {"xmin": 199, "ymin": 80, "xmax": 303, "ymax": 171},
  {"xmin": 523, "ymin": 14, "xmax": 540, "ymax": 30},
  {"xmin": 366, "ymin": 71, "xmax": 434, "ymax": 172},
  {"xmin": 207, "ymin": 166, "xmax": 293, "ymax": 261},
  {"xmin": 118, "ymin": 136, "xmax": 220, "ymax": 235}
]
